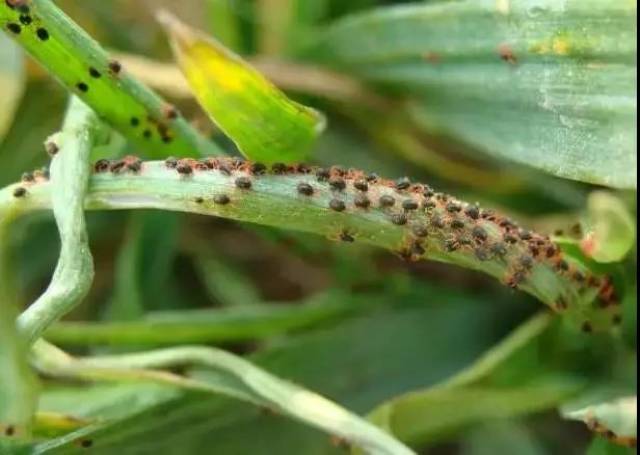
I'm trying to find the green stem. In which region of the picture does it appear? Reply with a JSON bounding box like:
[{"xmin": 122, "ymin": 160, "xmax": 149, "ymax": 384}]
[
  {"xmin": 1, "ymin": 0, "xmax": 219, "ymax": 157},
  {"xmin": 31, "ymin": 339, "xmax": 415, "ymax": 455},
  {"xmin": 1, "ymin": 159, "xmax": 621, "ymax": 331},
  {"xmin": 16, "ymin": 97, "xmax": 100, "ymax": 343},
  {"xmin": 44, "ymin": 294, "xmax": 366, "ymax": 346},
  {"xmin": 429, "ymin": 311, "xmax": 552, "ymax": 391}
]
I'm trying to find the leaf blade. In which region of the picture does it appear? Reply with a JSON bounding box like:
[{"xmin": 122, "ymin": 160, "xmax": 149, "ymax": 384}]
[{"xmin": 159, "ymin": 10, "xmax": 325, "ymax": 164}]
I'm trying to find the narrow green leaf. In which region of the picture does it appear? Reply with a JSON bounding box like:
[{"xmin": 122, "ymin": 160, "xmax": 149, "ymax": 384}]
[
  {"xmin": 310, "ymin": 0, "xmax": 637, "ymax": 188},
  {"xmin": 44, "ymin": 292, "xmax": 366, "ymax": 346},
  {"xmin": 0, "ymin": 35, "xmax": 24, "ymax": 142},
  {"xmin": 367, "ymin": 380, "xmax": 581, "ymax": 448},
  {"xmin": 0, "ymin": 0, "xmax": 219, "ymax": 157},
  {"xmin": 158, "ymin": 10, "xmax": 325, "ymax": 163}
]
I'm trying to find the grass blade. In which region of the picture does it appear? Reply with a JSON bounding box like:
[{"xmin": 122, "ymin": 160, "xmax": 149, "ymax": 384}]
[
  {"xmin": 158, "ymin": 10, "xmax": 325, "ymax": 163},
  {"xmin": 310, "ymin": 0, "xmax": 637, "ymax": 188},
  {"xmin": 1, "ymin": 0, "xmax": 219, "ymax": 157}
]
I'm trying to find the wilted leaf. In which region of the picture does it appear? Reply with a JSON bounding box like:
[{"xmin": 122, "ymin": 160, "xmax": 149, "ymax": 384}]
[
  {"xmin": 311, "ymin": 0, "xmax": 637, "ymax": 188},
  {"xmin": 158, "ymin": 10, "xmax": 325, "ymax": 163},
  {"xmin": 580, "ymin": 192, "xmax": 636, "ymax": 263},
  {"xmin": 562, "ymin": 396, "xmax": 637, "ymax": 448}
]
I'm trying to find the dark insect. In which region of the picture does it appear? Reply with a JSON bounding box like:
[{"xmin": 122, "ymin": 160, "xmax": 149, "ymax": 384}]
[
  {"xmin": 271, "ymin": 162, "xmax": 287, "ymax": 174},
  {"xmin": 45, "ymin": 141, "xmax": 59, "ymax": 156},
  {"xmin": 340, "ymin": 231, "xmax": 354, "ymax": 242},
  {"xmin": 581, "ymin": 321, "xmax": 593, "ymax": 333},
  {"xmin": 6, "ymin": 23, "xmax": 21, "ymax": 34},
  {"xmin": 194, "ymin": 197, "xmax": 204, "ymax": 204},
  {"xmin": 13, "ymin": 186, "xmax": 27, "ymax": 198},
  {"xmin": 472, "ymin": 226, "xmax": 487, "ymax": 241},
  {"xmin": 490, "ymin": 242, "xmax": 507, "ymax": 258},
  {"xmin": 329, "ymin": 177, "xmax": 346, "ymax": 191},
  {"xmin": 80, "ymin": 439, "xmax": 93, "ymax": 448},
  {"xmin": 464, "ymin": 205, "xmax": 480, "ymax": 220},
  {"xmin": 394, "ymin": 177, "xmax": 411, "ymax": 190},
  {"xmin": 296, "ymin": 182, "xmax": 314, "ymax": 196},
  {"xmin": 353, "ymin": 180, "xmax": 368, "ymax": 192},
  {"xmin": 165, "ymin": 157, "xmax": 178, "ymax": 168},
  {"xmin": 76, "ymin": 82, "xmax": 89, "ymax": 92},
  {"xmin": 94, "ymin": 159, "xmax": 110, "ymax": 172},
  {"xmin": 378, "ymin": 195, "xmax": 395, "ymax": 208},
  {"xmin": 251, "ymin": 162, "xmax": 266, "ymax": 175},
  {"xmin": 315, "ymin": 168, "xmax": 330, "ymax": 181},
  {"xmin": 21, "ymin": 172, "xmax": 34, "ymax": 182},
  {"xmin": 235, "ymin": 176, "xmax": 252, "ymax": 189},
  {"xmin": 402, "ymin": 199, "xmax": 418, "ymax": 211},
  {"xmin": 213, "ymin": 194, "xmax": 230, "ymax": 205},
  {"xmin": 36, "ymin": 27, "xmax": 50, "ymax": 40},
  {"xmin": 108, "ymin": 60, "xmax": 122, "ymax": 74},
  {"xmin": 431, "ymin": 215, "xmax": 445, "ymax": 229},
  {"xmin": 412, "ymin": 224, "xmax": 428, "ymax": 237},
  {"xmin": 19, "ymin": 14, "xmax": 31, "ymax": 25},
  {"xmin": 329, "ymin": 199, "xmax": 346, "ymax": 212},
  {"xmin": 450, "ymin": 219, "xmax": 465, "ymax": 230},
  {"xmin": 89, "ymin": 67, "xmax": 101, "ymax": 78},
  {"xmin": 353, "ymin": 194, "xmax": 370, "ymax": 209},
  {"xmin": 446, "ymin": 202, "xmax": 462, "ymax": 213},
  {"xmin": 176, "ymin": 163, "xmax": 193, "ymax": 175},
  {"xmin": 391, "ymin": 213, "xmax": 407, "ymax": 225},
  {"xmin": 130, "ymin": 117, "xmax": 140, "ymax": 127}
]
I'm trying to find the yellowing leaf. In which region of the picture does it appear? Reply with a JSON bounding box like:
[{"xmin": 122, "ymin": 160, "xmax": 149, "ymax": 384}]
[{"xmin": 158, "ymin": 11, "xmax": 325, "ymax": 163}]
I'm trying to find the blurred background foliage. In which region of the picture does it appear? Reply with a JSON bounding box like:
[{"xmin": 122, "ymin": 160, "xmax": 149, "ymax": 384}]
[{"xmin": 0, "ymin": 0, "xmax": 636, "ymax": 454}]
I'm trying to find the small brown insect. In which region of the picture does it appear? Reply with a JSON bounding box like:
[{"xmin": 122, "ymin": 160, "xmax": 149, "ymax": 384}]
[
  {"xmin": 21, "ymin": 172, "xmax": 34, "ymax": 183},
  {"xmin": 162, "ymin": 104, "xmax": 179, "ymax": 120},
  {"xmin": 13, "ymin": 186, "xmax": 27, "ymax": 198},
  {"xmin": 446, "ymin": 202, "xmax": 462, "ymax": 213},
  {"xmin": 213, "ymin": 194, "xmax": 230, "ymax": 205},
  {"xmin": 378, "ymin": 195, "xmax": 395, "ymax": 208},
  {"xmin": 4, "ymin": 425, "xmax": 15, "ymax": 437},
  {"xmin": 235, "ymin": 176, "xmax": 252, "ymax": 189},
  {"xmin": 45, "ymin": 141, "xmax": 59, "ymax": 156},
  {"xmin": 498, "ymin": 43, "xmax": 517, "ymax": 64},
  {"xmin": 315, "ymin": 168, "xmax": 330, "ymax": 181},
  {"xmin": 251, "ymin": 162, "xmax": 266, "ymax": 175},
  {"xmin": 464, "ymin": 205, "xmax": 480, "ymax": 220},
  {"xmin": 339, "ymin": 231, "xmax": 354, "ymax": 242},
  {"xmin": 353, "ymin": 180, "xmax": 368, "ymax": 192},
  {"xmin": 391, "ymin": 213, "xmax": 407, "ymax": 225},
  {"xmin": 402, "ymin": 199, "xmax": 418, "ymax": 211},
  {"xmin": 165, "ymin": 157, "xmax": 178, "ymax": 169},
  {"xmin": 329, "ymin": 177, "xmax": 346, "ymax": 191},
  {"xmin": 176, "ymin": 163, "xmax": 193, "ymax": 175},
  {"xmin": 450, "ymin": 219, "xmax": 465, "ymax": 230},
  {"xmin": 94, "ymin": 159, "xmax": 110, "ymax": 172},
  {"xmin": 353, "ymin": 194, "xmax": 370, "ymax": 209},
  {"xmin": 395, "ymin": 177, "xmax": 411, "ymax": 190},
  {"xmin": 412, "ymin": 224, "xmax": 428, "ymax": 237},
  {"xmin": 108, "ymin": 59, "xmax": 122, "ymax": 75},
  {"xmin": 271, "ymin": 162, "xmax": 287, "ymax": 174},
  {"xmin": 329, "ymin": 199, "xmax": 346, "ymax": 212},
  {"xmin": 472, "ymin": 226, "xmax": 487, "ymax": 241},
  {"xmin": 296, "ymin": 182, "xmax": 314, "ymax": 196},
  {"xmin": 581, "ymin": 321, "xmax": 593, "ymax": 333}
]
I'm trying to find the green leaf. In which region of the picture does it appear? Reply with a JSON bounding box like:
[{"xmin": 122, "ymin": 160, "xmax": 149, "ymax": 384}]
[
  {"xmin": 581, "ymin": 192, "xmax": 636, "ymax": 263},
  {"xmin": 158, "ymin": 10, "xmax": 325, "ymax": 164},
  {"xmin": 1, "ymin": 0, "xmax": 219, "ymax": 158},
  {"xmin": 44, "ymin": 291, "xmax": 368, "ymax": 346},
  {"xmin": 0, "ymin": 35, "xmax": 24, "ymax": 142},
  {"xmin": 310, "ymin": 0, "xmax": 637, "ymax": 188},
  {"xmin": 562, "ymin": 396, "xmax": 637, "ymax": 448},
  {"xmin": 33, "ymin": 284, "xmax": 505, "ymax": 453},
  {"xmin": 0, "ymin": 221, "xmax": 38, "ymax": 441}
]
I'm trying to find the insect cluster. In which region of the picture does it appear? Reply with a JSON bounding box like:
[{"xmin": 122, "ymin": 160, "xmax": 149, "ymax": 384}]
[{"xmin": 10, "ymin": 153, "xmax": 622, "ymax": 331}]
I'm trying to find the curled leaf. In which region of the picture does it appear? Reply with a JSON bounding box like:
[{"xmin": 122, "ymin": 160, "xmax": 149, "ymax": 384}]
[
  {"xmin": 562, "ymin": 396, "xmax": 637, "ymax": 448},
  {"xmin": 158, "ymin": 10, "xmax": 325, "ymax": 164},
  {"xmin": 581, "ymin": 192, "xmax": 636, "ymax": 263}
]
